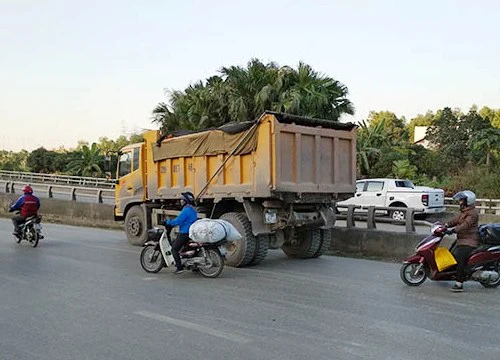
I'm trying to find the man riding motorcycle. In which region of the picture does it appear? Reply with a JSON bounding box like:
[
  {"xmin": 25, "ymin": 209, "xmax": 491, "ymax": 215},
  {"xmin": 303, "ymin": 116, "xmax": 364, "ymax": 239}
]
[
  {"xmin": 164, "ymin": 192, "xmax": 198, "ymax": 274},
  {"xmin": 445, "ymin": 190, "xmax": 479, "ymax": 292},
  {"xmin": 9, "ymin": 185, "xmax": 41, "ymax": 238}
]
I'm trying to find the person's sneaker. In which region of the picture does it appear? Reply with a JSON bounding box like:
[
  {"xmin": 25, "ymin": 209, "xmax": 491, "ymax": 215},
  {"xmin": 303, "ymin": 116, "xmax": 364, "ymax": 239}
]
[
  {"xmin": 450, "ymin": 284, "xmax": 464, "ymax": 292},
  {"xmin": 174, "ymin": 268, "xmax": 185, "ymax": 275},
  {"xmin": 12, "ymin": 232, "xmax": 20, "ymax": 238}
]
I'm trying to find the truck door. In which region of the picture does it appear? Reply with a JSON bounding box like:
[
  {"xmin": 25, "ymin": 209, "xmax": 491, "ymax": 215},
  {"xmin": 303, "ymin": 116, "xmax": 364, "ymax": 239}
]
[
  {"xmin": 115, "ymin": 147, "xmax": 144, "ymax": 214},
  {"xmin": 359, "ymin": 180, "xmax": 386, "ymax": 208}
]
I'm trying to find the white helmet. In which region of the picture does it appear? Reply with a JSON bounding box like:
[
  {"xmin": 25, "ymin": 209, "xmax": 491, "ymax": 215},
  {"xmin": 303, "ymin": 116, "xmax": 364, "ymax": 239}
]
[{"xmin": 453, "ymin": 190, "xmax": 476, "ymax": 206}]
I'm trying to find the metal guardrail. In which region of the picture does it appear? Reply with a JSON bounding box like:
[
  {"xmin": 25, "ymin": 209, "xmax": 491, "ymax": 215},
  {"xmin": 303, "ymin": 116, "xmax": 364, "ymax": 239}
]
[
  {"xmin": 0, "ymin": 170, "xmax": 116, "ymax": 189},
  {"xmin": 444, "ymin": 197, "xmax": 500, "ymax": 215},
  {"xmin": 0, "ymin": 180, "xmax": 115, "ymax": 204},
  {"xmin": 335, "ymin": 204, "xmax": 432, "ymax": 233}
]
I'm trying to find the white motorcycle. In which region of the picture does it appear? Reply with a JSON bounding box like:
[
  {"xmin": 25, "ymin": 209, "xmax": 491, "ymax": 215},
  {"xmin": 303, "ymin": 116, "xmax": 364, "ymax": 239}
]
[{"xmin": 140, "ymin": 225, "xmax": 226, "ymax": 278}]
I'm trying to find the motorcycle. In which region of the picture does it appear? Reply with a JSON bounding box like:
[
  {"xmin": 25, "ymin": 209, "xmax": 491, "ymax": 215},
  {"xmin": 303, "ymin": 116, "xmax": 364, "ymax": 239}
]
[
  {"xmin": 12, "ymin": 213, "xmax": 43, "ymax": 248},
  {"xmin": 400, "ymin": 222, "xmax": 500, "ymax": 287},
  {"xmin": 140, "ymin": 225, "xmax": 226, "ymax": 278}
]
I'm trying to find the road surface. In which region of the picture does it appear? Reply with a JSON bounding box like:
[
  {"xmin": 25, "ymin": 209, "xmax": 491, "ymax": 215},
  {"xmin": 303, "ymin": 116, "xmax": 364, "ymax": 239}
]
[{"xmin": 0, "ymin": 219, "xmax": 498, "ymax": 360}]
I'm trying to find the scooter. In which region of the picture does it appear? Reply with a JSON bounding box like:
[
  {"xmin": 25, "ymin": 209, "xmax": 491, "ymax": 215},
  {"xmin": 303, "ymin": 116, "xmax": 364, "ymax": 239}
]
[
  {"xmin": 400, "ymin": 222, "xmax": 500, "ymax": 287},
  {"xmin": 13, "ymin": 213, "xmax": 44, "ymax": 248},
  {"xmin": 140, "ymin": 225, "xmax": 226, "ymax": 278}
]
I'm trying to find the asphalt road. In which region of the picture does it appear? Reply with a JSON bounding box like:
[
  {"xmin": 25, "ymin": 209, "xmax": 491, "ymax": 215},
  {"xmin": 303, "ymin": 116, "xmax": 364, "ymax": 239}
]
[{"xmin": 0, "ymin": 219, "xmax": 499, "ymax": 360}]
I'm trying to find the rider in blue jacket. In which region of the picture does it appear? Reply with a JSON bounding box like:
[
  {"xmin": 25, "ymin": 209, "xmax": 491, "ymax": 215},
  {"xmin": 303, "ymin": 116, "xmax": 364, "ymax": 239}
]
[{"xmin": 165, "ymin": 192, "xmax": 198, "ymax": 274}]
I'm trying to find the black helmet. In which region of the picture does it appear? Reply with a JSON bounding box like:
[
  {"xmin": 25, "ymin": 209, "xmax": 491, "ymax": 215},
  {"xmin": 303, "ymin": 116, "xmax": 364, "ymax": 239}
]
[{"xmin": 181, "ymin": 192, "xmax": 195, "ymax": 205}]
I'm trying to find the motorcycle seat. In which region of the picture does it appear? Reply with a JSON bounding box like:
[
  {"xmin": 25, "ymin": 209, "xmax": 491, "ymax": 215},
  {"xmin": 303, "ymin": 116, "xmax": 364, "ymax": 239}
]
[{"xmin": 470, "ymin": 245, "xmax": 494, "ymax": 256}]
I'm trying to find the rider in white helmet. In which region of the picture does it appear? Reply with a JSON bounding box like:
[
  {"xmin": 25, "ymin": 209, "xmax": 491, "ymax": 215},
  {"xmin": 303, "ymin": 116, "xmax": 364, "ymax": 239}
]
[{"xmin": 445, "ymin": 190, "xmax": 479, "ymax": 292}]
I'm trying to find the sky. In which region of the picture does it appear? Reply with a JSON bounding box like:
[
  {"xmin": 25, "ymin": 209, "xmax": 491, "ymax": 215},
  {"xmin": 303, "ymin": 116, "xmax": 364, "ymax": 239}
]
[{"xmin": 1, "ymin": 0, "xmax": 499, "ymax": 152}]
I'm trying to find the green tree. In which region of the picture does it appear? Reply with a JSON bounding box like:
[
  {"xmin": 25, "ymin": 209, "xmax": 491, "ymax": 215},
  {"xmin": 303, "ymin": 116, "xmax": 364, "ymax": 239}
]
[
  {"xmin": 66, "ymin": 143, "xmax": 104, "ymax": 177},
  {"xmin": 366, "ymin": 111, "xmax": 408, "ymax": 145},
  {"xmin": 391, "ymin": 159, "xmax": 418, "ymax": 179},
  {"xmin": 479, "ymin": 106, "xmax": 500, "ymax": 128},
  {"xmin": 153, "ymin": 59, "xmax": 354, "ymax": 132},
  {"xmin": 470, "ymin": 128, "xmax": 500, "ymax": 167},
  {"xmin": 0, "ymin": 150, "xmax": 29, "ymax": 171},
  {"xmin": 27, "ymin": 148, "xmax": 59, "ymax": 173},
  {"xmin": 426, "ymin": 107, "xmax": 491, "ymax": 173}
]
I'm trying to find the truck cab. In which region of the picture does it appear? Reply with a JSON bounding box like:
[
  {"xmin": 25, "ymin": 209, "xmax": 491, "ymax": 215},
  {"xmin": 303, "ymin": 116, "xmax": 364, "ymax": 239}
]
[{"xmin": 114, "ymin": 143, "xmax": 146, "ymax": 220}]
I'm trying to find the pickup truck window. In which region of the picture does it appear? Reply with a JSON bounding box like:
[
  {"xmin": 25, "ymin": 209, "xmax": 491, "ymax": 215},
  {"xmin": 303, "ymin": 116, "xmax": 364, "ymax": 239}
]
[
  {"xmin": 356, "ymin": 182, "xmax": 365, "ymax": 192},
  {"xmin": 366, "ymin": 181, "xmax": 384, "ymax": 192},
  {"xmin": 395, "ymin": 180, "xmax": 415, "ymax": 189}
]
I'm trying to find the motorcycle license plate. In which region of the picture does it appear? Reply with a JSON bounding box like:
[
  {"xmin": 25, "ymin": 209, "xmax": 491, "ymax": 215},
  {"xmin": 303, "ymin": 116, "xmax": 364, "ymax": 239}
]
[{"xmin": 34, "ymin": 224, "xmax": 42, "ymax": 231}]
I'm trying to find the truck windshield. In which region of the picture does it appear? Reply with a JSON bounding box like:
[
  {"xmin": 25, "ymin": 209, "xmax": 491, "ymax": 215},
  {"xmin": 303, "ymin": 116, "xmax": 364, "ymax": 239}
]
[{"xmin": 395, "ymin": 180, "xmax": 415, "ymax": 189}]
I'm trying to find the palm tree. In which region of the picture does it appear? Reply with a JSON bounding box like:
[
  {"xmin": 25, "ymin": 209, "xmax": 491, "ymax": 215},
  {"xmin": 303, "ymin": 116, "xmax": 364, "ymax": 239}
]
[
  {"xmin": 67, "ymin": 143, "xmax": 104, "ymax": 177},
  {"xmin": 356, "ymin": 119, "xmax": 386, "ymax": 176},
  {"xmin": 152, "ymin": 59, "xmax": 354, "ymax": 132}
]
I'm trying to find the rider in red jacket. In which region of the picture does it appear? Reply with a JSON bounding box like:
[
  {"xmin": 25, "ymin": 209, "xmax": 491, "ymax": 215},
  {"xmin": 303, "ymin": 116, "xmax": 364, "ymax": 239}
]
[{"xmin": 9, "ymin": 185, "xmax": 41, "ymax": 237}]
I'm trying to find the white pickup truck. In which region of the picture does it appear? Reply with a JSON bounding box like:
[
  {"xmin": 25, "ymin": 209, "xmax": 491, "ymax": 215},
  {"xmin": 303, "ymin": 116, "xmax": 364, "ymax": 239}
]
[{"xmin": 336, "ymin": 178, "xmax": 445, "ymax": 220}]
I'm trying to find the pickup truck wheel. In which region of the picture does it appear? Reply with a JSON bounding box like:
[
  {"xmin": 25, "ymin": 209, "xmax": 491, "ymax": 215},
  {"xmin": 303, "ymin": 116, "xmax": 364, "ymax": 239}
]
[
  {"xmin": 125, "ymin": 206, "xmax": 148, "ymax": 246},
  {"xmin": 249, "ymin": 235, "xmax": 269, "ymax": 266},
  {"xmin": 282, "ymin": 228, "xmax": 321, "ymax": 259},
  {"xmin": 219, "ymin": 212, "xmax": 256, "ymax": 268},
  {"xmin": 313, "ymin": 229, "xmax": 331, "ymax": 258},
  {"xmin": 390, "ymin": 208, "xmax": 406, "ymax": 221}
]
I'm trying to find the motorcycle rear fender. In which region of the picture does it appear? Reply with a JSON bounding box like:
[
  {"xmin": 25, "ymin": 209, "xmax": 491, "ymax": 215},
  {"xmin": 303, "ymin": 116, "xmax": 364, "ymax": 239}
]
[{"xmin": 403, "ymin": 254, "xmax": 424, "ymax": 264}]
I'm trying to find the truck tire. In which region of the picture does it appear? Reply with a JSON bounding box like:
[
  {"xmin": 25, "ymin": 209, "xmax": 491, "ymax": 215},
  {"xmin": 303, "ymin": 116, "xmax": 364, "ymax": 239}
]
[
  {"xmin": 389, "ymin": 205, "xmax": 407, "ymax": 221},
  {"xmin": 313, "ymin": 229, "xmax": 331, "ymax": 258},
  {"xmin": 219, "ymin": 212, "xmax": 256, "ymax": 267},
  {"xmin": 282, "ymin": 228, "xmax": 321, "ymax": 259},
  {"xmin": 124, "ymin": 206, "xmax": 148, "ymax": 246},
  {"xmin": 249, "ymin": 235, "xmax": 269, "ymax": 266}
]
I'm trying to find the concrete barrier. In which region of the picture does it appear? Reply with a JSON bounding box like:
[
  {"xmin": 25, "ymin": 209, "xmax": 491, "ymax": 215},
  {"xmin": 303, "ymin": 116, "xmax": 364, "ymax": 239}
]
[
  {"xmin": 0, "ymin": 193, "xmax": 122, "ymax": 229},
  {"xmin": 330, "ymin": 227, "xmax": 423, "ymax": 261}
]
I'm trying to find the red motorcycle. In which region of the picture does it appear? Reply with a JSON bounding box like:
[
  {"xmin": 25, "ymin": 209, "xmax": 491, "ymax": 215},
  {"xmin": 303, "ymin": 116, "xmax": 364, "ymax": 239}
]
[{"xmin": 400, "ymin": 222, "xmax": 500, "ymax": 287}]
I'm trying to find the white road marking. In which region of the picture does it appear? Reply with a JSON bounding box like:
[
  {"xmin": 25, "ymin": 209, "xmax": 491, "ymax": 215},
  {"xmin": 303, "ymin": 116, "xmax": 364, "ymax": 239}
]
[{"xmin": 134, "ymin": 310, "xmax": 251, "ymax": 344}]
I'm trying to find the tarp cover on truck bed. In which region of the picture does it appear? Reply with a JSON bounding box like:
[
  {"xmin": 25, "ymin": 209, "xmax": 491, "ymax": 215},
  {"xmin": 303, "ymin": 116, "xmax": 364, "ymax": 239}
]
[
  {"xmin": 152, "ymin": 122, "xmax": 259, "ymax": 162},
  {"xmin": 151, "ymin": 111, "xmax": 356, "ymax": 162}
]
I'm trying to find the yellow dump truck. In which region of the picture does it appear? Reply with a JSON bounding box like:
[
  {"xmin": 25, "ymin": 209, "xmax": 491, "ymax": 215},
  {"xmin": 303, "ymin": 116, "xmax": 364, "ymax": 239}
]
[{"xmin": 114, "ymin": 111, "xmax": 356, "ymax": 267}]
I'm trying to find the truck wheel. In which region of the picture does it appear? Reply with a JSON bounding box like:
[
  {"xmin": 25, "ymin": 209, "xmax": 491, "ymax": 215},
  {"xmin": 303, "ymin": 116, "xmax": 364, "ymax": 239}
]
[
  {"xmin": 124, "ymin": 206, "xmax": 148, "ymax": 246},
  {"xmin": 282, "ymin": 228, "xmax": 321, "ymax": 259},
  {"xmin": 249, "ymin": 235, "xmax": 269, "ymax": 266},
  {"xmin": 390, "ymin": 208, "xmax": 406, "ymax": 221},
  {"xmin": 219, "ymin": 212, "xmax": 256, "ymax": 267},
  {"xmin": 313, "ymin": 229, "xmax": 331, "ymax": 258}
]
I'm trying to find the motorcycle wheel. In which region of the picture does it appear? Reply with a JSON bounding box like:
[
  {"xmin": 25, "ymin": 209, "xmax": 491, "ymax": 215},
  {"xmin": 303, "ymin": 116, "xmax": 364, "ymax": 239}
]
[
  {"xmin": 140, "ymin": 245, "xmax": 165, "ymax": 273},
  {"xmin": 29, "ymin": 227, "xmax": 39, "ymax": 248},
  {"xmin": 400, "ymin": 263, "xmax": 427, "ymax": 286},
  {"xmin": 198, "ymin": 249, "xmax": 224, "ymax": 278},
  {"xmin": 479, "ymin": 267, "xmax": 500, "ymax": 288}
]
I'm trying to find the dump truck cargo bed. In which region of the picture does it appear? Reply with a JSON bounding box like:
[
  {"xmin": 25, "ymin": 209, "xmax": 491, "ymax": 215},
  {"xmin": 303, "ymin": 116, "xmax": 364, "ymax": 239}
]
[{"xmin": 144, "ymin": 112, "xmax": 356, "ymax": 202}]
